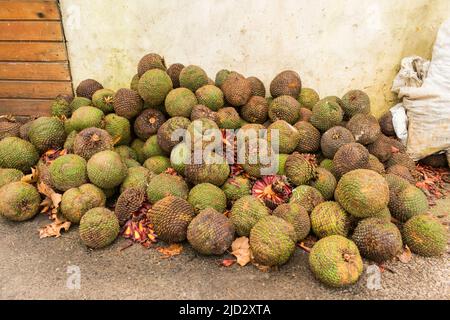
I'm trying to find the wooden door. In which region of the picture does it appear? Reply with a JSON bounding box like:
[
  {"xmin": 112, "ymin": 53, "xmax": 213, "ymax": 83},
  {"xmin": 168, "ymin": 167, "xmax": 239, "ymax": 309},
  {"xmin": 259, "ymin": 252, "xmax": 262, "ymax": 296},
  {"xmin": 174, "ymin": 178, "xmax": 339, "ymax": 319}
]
[{"xmin": 0, "ymin": 0, "xmax": 72, "ymax": 116}]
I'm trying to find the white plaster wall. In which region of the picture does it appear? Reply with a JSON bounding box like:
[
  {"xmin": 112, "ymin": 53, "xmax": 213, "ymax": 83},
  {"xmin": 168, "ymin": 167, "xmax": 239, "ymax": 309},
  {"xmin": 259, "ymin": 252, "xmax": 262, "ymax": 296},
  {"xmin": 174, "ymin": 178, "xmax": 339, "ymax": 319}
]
[{"xmin": 61, "ymin": 0, "xmax": 450, "ymax": 117}]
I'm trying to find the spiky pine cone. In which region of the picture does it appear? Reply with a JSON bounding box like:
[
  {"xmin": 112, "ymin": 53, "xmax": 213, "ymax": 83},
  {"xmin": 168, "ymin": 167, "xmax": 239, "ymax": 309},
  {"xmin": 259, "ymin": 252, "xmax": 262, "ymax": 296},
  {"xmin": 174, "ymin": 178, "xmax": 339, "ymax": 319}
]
[
  {"xmin": 285, "ymin": 152, "xmax": 317, "ymax": 186},
  {"xmin": 76, "ymin": 79, "xmax": 103, "ymax": 99},
  {"xmin": 115, "ymin": 188, "xmax": 146, "ymax": 225}
]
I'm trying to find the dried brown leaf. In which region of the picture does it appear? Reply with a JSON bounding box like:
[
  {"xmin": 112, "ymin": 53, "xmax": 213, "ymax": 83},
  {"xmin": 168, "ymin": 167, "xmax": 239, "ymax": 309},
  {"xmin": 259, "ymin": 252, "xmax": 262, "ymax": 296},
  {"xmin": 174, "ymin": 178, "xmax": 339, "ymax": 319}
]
[
  {"xmin": 156, "ymin": 243, "xmax": 183, "ymax": 258},
  {"xmin": 231, "ymin": 236, "xmax": 252, "ymax": 266},
  {"xmin": 37, "ymin": 181, "xmax": 55, "ymax": 199},
  {"xmin": 39, "ymin": 214, "xmax": 71, "ymax": 239},
  {"xmin": 40, "ymin": 198, "xmax": 52, "ymax": 214},
  {"xmin": 42, "ymin": 149, "xmax": 66, "ymax": 164},
  {"xmin": 50, "ymin": 192, "xmax": 62, "ymax": 210},
  {"xmin": 397, "ymin": 245, "xmax": 413, "ymax": 264},
  {"xmin": 37, "ymin": 181, "xmax": 62, "ymax": 210},
  {"xmin": 21, "ymin": 167, "xmax": 38, "ymax": 184},
  {"xmin": 37, "ymin": 181, "xmax": 67, "ymax": 238}
]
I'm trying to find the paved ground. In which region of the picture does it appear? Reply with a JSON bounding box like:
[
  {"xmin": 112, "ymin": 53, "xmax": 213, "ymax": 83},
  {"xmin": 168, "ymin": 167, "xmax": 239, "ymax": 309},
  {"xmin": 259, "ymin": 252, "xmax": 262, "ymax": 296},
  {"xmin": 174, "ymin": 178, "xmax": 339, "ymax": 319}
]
[{"xmin": 0, "ymin": 197, "xmax": 448, "ymax": 300}]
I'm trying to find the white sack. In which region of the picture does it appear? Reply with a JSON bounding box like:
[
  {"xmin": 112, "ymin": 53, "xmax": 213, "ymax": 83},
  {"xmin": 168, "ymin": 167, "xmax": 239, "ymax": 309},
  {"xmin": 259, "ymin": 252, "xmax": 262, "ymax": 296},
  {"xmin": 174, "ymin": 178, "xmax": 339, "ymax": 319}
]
[
  {"xmin": 394, "ymin": 19, "xmax": 450, "ymax": 162},
  {"xmin": 390, "ymin": 56, "xmax": 429, "ymax": 147},
  {"xmin": 391, "ymin": 56, "xmax": 429, "ymax": 97}
]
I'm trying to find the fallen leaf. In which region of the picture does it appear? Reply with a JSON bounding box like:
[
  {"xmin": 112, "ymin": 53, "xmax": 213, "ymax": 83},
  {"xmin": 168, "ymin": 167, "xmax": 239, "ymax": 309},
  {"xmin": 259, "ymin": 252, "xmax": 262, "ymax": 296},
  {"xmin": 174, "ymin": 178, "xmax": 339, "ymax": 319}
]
[
  {"xmin": 39, "ymin": 208, "xmax": 71, "ymax": 237},
  {"xmin": 42, "ymin": 149, "xmax": 66, "ymax": 164},
  {"xmin": 21, "ymin": 167, "xmax": 38, "ymax": 184},
  {"xmin": 50, "ymin": 192, "xmax": 62, "ymax": 210},
  {"xmin": 37, "ymin": 181, "xmax": 68, "ymax": 238},
  {"xmin": 156, "ymin": 243, "xmax": 183, "ymax": 258},
  {"xmin": 220, "ymin": 259, "xmax": 236, "ymax": 267},
  {"xmin": 36, "ymin": 180, "xmax": 62, "ymax": 210},
  {"xmin": 231, "ymin": 236, "xmax": 252, "ymax": 266},
  {"xmin": 397, "ymin": 245, "xmax": 412, "ymax": 264},
  {"xmin": 39, "ymin": 214, "xmax": 71, "ymax": 238},
  {"xmin": 37, "ymin": 181, "xmax": 56, "ymax": 199},
  {"xmin": 415, "ymin": 164, "xmax": 449, "ymax": 205},
  {"xmin": 231, "ymin": 236, "xmax": 250, "ymax": 251},
  {"xmin": 40, "ymin": 197, "xmax": 52, "ymax": 214}
]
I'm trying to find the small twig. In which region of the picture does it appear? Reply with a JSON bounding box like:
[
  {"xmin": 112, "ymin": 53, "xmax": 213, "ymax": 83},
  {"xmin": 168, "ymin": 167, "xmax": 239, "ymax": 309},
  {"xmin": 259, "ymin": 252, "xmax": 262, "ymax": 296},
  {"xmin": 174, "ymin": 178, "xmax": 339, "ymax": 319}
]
[
  {"xmin": 377, "ymin": 264, "xmax": 396, "ymax": 274},
  {"xmin": 298, "ymin": 242, "xmax": 311, "ymax": 253},
  {"xmin": 119, "ymin": 241, "xmax": 134, "ymax": 251}
]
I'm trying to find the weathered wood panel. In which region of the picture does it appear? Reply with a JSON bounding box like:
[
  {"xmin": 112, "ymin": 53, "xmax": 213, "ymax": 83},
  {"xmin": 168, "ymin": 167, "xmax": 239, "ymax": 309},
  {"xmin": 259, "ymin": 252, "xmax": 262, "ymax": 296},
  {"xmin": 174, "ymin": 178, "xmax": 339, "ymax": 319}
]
[
  {"xmin": 0, "ymin": 99, "xmax": 52, "ymax": 115},
  {"xmin": 0, "ymin": 80, "xmax": 72, "ymax": 99},
  {"xmin": 0, "ymin": 21, "xmax": 63, "ymax": 41},
  {"xmin": 0, "ymin": 42, "xmax": 67, "ymax": 61},
  {"xmin": 0, "ymin": 0, "xmax": 60, "ymax": 20},
  {"xmin": 0, "ymin": 1, "xmax": 72, "ymax": 115},
  {"xmin": 0, "ymin": 62, "xmax": 70, "ymax": 80}
]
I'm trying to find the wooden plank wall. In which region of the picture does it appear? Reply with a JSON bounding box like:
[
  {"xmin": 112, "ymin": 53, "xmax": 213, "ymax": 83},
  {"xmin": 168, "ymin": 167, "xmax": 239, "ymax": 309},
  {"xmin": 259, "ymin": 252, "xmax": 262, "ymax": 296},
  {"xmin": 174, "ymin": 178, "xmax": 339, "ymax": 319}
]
[{"xmin": 0, "ymin": 0, "xmax": 72, "ymax": 116}]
